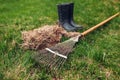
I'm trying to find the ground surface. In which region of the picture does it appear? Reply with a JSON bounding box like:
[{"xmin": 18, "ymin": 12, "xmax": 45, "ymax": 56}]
[{"xmin": 0, "ymin": 0, "xmax": 120, "ymax": 80}]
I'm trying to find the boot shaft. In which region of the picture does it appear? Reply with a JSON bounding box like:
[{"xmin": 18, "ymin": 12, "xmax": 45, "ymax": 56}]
[
  {"xmin": 57, "ymin": 3, "xmax": 71, "ymax": 23},
  {"xmin": 57, "ymin": 2, "xmax": 83, "ymax": 31},
  {"xmin": 69, "ymin": 3, "xmax": 74, "ymax": 20}
]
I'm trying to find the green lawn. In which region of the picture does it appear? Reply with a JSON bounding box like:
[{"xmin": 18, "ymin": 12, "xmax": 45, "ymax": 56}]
[{"xmin": 0, "ymin": 0, "xmax": 120, "ymax": 80}]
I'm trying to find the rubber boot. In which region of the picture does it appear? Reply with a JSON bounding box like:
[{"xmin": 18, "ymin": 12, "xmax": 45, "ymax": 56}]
[
  {"xmin": 57, "ymin": 3, "xmax": 76, "ymax": 31},
  {"xmin": 69, "ymin": 3, "xmax": 83, "ymax": 30}
]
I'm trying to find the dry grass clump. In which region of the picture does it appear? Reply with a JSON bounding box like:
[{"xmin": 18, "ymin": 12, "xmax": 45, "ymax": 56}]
[{"xmin": 21, "ymin": 25, "xmax": 80, "ymax": 50}]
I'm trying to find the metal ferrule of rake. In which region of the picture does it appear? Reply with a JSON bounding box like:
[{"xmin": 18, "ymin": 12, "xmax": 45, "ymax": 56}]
[{"xmin": 33, "ymin": 12, "xmax": 119, "ymax": 70}]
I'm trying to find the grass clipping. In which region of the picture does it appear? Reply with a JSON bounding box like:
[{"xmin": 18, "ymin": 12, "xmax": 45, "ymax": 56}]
[{"xmin": 21, "ymin": 25, "xmax": 80, "ymax": 50}]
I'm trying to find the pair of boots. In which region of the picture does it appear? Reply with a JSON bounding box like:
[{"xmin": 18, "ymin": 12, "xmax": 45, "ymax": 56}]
[{"xmin": 57, "ymin": 3, "xmax": 83, "ymax": 31}]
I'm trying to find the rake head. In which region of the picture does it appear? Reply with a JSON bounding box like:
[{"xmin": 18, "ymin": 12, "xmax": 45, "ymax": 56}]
[{"xmin": 33, "ymin": 35, "xmax": 81, "ymax": 70}]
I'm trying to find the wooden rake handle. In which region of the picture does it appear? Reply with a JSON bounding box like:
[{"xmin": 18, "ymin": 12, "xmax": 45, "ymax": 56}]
[{"xmin": 81, "ymin": 12, "xmax": 120, "ymax": 36}]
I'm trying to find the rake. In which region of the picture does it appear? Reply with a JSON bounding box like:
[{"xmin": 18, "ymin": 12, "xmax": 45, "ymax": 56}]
[{"xmin": 33, "ymin": 12, "xmax": 119, "ymax": 70}]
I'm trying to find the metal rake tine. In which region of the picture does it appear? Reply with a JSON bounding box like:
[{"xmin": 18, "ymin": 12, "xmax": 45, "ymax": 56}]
[
  {"xmin": 52, "ymin": 54, "xmax": 66, "ymax": 70},
  {"xmin": 35, "ymin": 52, "xmax": 51, "ymax": 65},
  {"xmin": 57, "ymin": 58, "xmax": 67, "ymax": 69},
  {"xmin": 54, "ymin": 51, "xmax": 71, "ymax": 70},
  {"xmin": 48, "ymin": 51, "xmax": 67, "ymax": 70},
  {"xmin": 41, "ymin": 50, "xmax": 59, "ymax": 67},
  {"xmin": 43, "ymin": 48, "xmax": 58, "ymax": 67},
  {"xmin": 39, "ymin": 53, "xmax": 54, "ymax": 65},
  {"xmin": 48, "ymin": 50, "xmax": 68, "ymax": 70},
  {"xmin": 46, "ymin": 55, "xmax": 60, "ymax": 69},
  {"xmin": 46, "ymin": 55, "xmax": 59, "ymax": 68},
  {"xmin": 43, "ymin": 53, "xmax": 56, "ymax": 66},
  {"xmin": 53, "ymin": 58, "xmax": 63, "ymax": 70},
  {"xmin": 53, "ymin": 57, "xmax": 65, "ymax": 70},
  {"xmin": 43, "ymin": 47, "xmax": 66, "ymax": 69}
]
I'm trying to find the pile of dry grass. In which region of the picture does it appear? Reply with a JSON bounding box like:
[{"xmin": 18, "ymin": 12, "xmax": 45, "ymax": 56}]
[{"xmin": 21, "ymin": 25, "xmax": 80, "ymax": 50}]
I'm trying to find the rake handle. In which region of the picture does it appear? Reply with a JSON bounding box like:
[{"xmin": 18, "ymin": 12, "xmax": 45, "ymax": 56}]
[{"xmin": 81, "ymin": 12, "xmax": 119, "ymax": 36}]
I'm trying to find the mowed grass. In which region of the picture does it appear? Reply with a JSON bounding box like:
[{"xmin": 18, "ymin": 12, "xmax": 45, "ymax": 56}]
[{"xmin": 0, "ymin": 0, "xmax": 120, "ymax": 80}]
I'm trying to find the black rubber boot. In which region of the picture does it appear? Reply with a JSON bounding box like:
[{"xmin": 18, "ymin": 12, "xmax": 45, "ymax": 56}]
[
  {"xmin": 57, "ymin": 3, "xmax": 76, "ymax": 31},
  {"xmin": 69, "ymin": 3, "xmax": 83, "ymax": 30}
]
